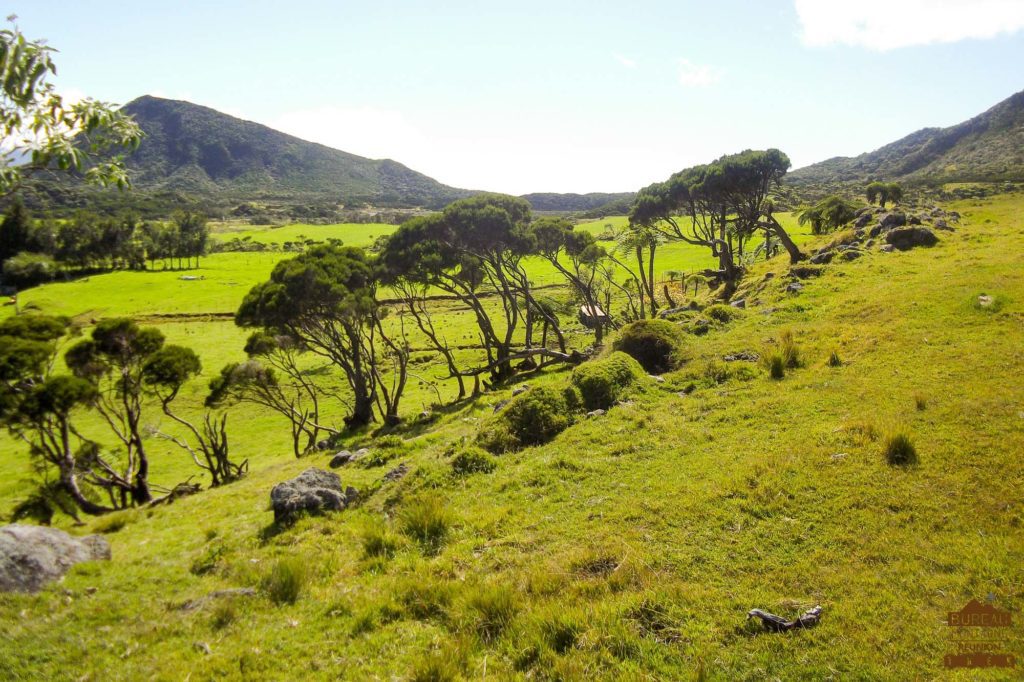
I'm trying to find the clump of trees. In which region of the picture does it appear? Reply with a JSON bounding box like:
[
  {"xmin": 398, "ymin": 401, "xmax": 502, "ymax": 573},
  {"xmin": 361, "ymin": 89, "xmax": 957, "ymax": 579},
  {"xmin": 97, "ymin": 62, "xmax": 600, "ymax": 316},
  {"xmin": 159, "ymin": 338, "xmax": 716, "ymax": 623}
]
[
  {"xmin": 0, "ymin": 314, "xmax": 244, "ymax": 518},
  {"xmin": 866, "ymin": 182, "xmax": 903, "ymax": 208},
  {"xmin": 0, "ymin": 203, "xmax": 210, "ymax": 286}
]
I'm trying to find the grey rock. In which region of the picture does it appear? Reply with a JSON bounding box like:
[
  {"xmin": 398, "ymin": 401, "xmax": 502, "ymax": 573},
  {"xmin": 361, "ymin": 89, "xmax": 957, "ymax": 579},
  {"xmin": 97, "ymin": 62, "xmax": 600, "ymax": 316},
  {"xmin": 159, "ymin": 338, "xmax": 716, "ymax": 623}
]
[
  {"xmin": 865, "ymin": 239, "xmax": 875, "ymax": 248},
  {"xmin": 329, "ymin": 451, "xmax": 354, "ymax": 469},
  {"xmin": 785, "ymin": 282, "xmax": 804, "ymax": 293},
  {"xmin": 854, "ymin": 212, "xmax": 872, "ymax": 229},
  {"xmin": 730, "ymin": 299, "xmax": 746, "ymax": 309},
  {"xmin": 315, "ymin": 440, "xmax": 331, "ymax": 451},
  {"xmin": 868, "ymin": 223, "xmax": 884, "ymax": 238},
  {"xmin": 0, "ymin": 524, "xmax": 111, "ymax": 593},
  {"xmin": 977, "ymin": 294, "xmax": 995, "ymax": 308},
  {"xmin": 511, "ymin": 385, "xmax": 530, "ymax": 397},
  {"xmin": 492, "ymin": 399, "xmax": 509, "ymax": 413},
  {"xmin": 269, "ymin": 468, "xmax": 356, "ymax": 524},
  {"xmin": 194, "ymin": 641, "xmax": 212, "ymax": 655},
  {"xmin": 933, "ymin": 218, "xmax": 952, "ymax": 231},
  {"xmin": 885, "ymin": 226, "xmax": 938, "ymax": 251},
  {"xmin": 586, "ymin": 409, "xmax": 606, "ymax": 418},
  {"xmin": 724, "ymin": 351, "xmax": 759, "ymax": 362},
  {"xmin": 383, "ymin": 463, "xmax": 408, "ymax": 483},
  {"xmin": 354, "ymin": 448, "xmax": 370, "ymax": 458},
  {"xmin": 839, "ymin": 249, "xmax": 864, "ymax": 261},
  {"xmin": 647, "ymin": 374, "xmax": 666, "ymax": 383},
  {"xmin": 879, "ymin": 244, "xmax": 897, "ymax": 253},
  {"xmin": 178, "ymin": 588, "xmax": 257, "ymax": 612},
  {"xmin": 907, "ymin": 214, "xmax": 922, "ymax": 225},
  {"xmin": 879, "ymin": 212, "xmax": 907, "ymax": 229},
  {"xmin": 809, "ymin": 250, "xmax": 834, "ymax": 265}
]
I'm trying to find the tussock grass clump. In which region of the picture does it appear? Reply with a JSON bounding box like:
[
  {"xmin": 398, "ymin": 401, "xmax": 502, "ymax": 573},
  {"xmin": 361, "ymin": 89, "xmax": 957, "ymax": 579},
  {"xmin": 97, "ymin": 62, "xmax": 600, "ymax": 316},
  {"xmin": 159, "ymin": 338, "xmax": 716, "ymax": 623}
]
[
  {"xmin": 410, "ymin": 647, "xmax": 464, "ymax": 682},
  {"xmin": 827, "ymin": 350, "xmax": 842, "ymax": 367},
  {"xmin": 704, "ymin": 304, "xmax": 741, "ymax": 323},
  {"xmin": 914, "ymin": 393, "xmax": 928, "ymax": 410},
  {"xmin": 210, "ymin": 600, "xmax": 238, "ymax": 630},
  {"xmin": 465, "ymin": 583, "xmax": 519, "ymax": 642},
  {"xmin": 625, "ymin": 593, "xmax": 682, "ymax": 644},
  {"xmin": 361, "ymin": 524, "xmax": 399, "ymax": 559},
  {"xmin": 764, "ymin": 353, "xmax": 786, "ymax": 379},
  {"xmin": 450, "ymin": 446, "xmax": 497, "ymax": 475},
  {"xmin": 571, "ymin": 351, "xmax": 644, "ymax": 410},
  {"xmin": 612, "ymin": 319, "xmax": 688, "ymax": 374},
  {"xmin": 400, "ymin": 578, "xmax": 454, "ymax": 621},
  {"xmin": 190, "ymin": 543, "xmax": 226, "ymax": 576},
  {"xmin": 538, "ymin": 609, "xmax": 586, "ymax": 653},
  {"xmin": 92, "ymin": 509, "xmax": 136, "ymax": 534},
  {"xmin": 399, "ymin": 497, "xmax": 452, "ymax": 554},
  {"xmin": 884, "ymin": 432, "xmax": 918, "ymax": 466},
  {"xmin": 261, "ymin": 557, "xmax": 308, "ymax": 605},
  {"xmin": 477, "ymin": 385, "xmax": 575, "ymax": 453},
  {"xmin": 779, "ymin": 330, "xmax": 802, "ymax": 368}
]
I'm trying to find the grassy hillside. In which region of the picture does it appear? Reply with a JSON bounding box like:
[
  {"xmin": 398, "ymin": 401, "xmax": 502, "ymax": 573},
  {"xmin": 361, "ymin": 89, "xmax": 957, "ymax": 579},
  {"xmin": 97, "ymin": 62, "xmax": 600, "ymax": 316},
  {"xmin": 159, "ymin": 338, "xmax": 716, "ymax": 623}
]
[
  {"xmin": 788, "ymin": 89, "xmax": 1024, "ymax": 198},
  {"xmin": 1, "ymin": 197, "xmax": 1022, "ymax": 679}
]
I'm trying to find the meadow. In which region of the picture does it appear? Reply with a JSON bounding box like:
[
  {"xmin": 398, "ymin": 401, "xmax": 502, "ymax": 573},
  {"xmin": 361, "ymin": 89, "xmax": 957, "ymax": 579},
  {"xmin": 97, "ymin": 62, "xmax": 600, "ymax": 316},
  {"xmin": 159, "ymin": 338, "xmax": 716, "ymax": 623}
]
[{"xmin": 1, "ymin": 199, "xmax": 1021, "ymax": 679}]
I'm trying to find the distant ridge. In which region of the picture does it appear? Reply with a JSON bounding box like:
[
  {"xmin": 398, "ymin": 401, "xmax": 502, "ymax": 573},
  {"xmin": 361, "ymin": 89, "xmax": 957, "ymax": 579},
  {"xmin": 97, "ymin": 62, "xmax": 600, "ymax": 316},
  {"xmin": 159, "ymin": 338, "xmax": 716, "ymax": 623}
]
[{"xmin": 788, "ymin": 89, "xmax": 1024, "ymax": 193}]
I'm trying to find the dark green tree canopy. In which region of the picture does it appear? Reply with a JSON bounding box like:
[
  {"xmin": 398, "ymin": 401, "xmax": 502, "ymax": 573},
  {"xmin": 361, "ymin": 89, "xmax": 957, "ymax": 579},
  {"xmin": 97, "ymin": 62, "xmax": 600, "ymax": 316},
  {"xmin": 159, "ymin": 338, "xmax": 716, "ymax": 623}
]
[{"xmin": 142, "ymin": 345, "xmax": 202, "ymax": 396}]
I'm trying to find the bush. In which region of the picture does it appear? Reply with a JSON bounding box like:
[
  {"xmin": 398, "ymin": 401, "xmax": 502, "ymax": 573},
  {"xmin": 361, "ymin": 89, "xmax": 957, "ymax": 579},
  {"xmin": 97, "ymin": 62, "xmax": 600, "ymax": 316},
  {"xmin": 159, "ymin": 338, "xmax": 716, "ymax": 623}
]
[
  {"xmin": 1, "ymin": 252, "xmax": 57, "ymax": 287},
  {"xmin": 465, "ymin": 583, "xmax": 519, "ymax": 642},
  {"xmin": 450, "ymin": 446, "xmax": 497, "ymax": 475},
  {"xmin": 884, "ymin": 432, "xmax": 918, "ymax": 466},
  {"xmin": 262, "ymin": 557, "xmax": 308, "ymax": 605},
  {"xmin": 571, "ymin": 351, "xmax": 645, "ymax": 410},
  {"xmin": 612, "ymin": 319, "xmax": 687, "ymax": 374},
  {"xmin": 477, "ymin": 385, "xmax": 575, "ymax": 453},
  {"xmin": 399, "ymin": 497, "xmax": 452, "ymax": 554}
]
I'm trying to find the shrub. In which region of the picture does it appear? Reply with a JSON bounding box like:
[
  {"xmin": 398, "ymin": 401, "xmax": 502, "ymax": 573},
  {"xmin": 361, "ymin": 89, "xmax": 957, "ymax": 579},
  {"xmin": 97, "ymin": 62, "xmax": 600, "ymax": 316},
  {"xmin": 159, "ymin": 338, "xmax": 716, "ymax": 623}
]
[
  {"xmin": 399, "ymin": 497, "xmax": 452, "ymax": 554},
  {"xmin": 571, "ymin": 351, "xmax": 644, "ymax": 410},
  {"xmin": 465, "ymin": 583, "xmax": 519, "ymax": 642},
  {"xmin": 612, "ymin": 319, "xmax": 688, "ymax": 374},
  {"xmin": 884, "ymin": 432, "xmax": 918, "ymax": 466},
  {"xmin": 450, "ymin": 446, "xmax": 497, "ymax": 475},
  {"xmin": 262, "ymin": 557, "xmax": 308, "ymax": 605},
  {"xmin": 1, "ymin": 252, "xmax": 57, "ymax": 287},
  {"xmin": 764, "ymin": 353, "xmax": 785, "ymax": 379},
  {"xmin": 477, "ymin": 385, "xmax": 574, "ymax": 453}
]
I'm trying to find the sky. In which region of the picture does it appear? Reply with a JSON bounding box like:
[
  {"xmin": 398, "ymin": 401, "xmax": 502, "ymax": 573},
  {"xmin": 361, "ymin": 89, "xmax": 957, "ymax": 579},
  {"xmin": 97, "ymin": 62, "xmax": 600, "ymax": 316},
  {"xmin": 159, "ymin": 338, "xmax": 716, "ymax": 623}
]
[{"xmin": 9, "ymin": 0, "xmax": 1024, "ymax": 194}]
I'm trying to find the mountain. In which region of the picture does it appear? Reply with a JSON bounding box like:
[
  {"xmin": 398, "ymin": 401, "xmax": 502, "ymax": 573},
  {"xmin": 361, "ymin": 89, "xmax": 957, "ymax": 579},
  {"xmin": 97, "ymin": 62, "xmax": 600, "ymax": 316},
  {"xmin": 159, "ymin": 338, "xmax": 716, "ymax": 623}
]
[
  {"xmin": 45, "ymin": 95, "xmax": 474, "ymax": 211},
  {"xmin": 788, "ymin": 89, "xmax": 1024, "ymax": 193}
]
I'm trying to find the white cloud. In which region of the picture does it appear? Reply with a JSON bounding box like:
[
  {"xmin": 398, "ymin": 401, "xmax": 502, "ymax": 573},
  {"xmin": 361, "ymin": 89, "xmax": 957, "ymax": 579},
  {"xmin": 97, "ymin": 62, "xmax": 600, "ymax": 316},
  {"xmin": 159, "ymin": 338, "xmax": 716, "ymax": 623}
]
[
  {"xmin": 613, "ymin": 52, "xmax": 637, "ymax": 68},
  {"xmin": 677, "ymin": 59, "xmax": 722, "ymax": 87},
  {"xmin": 795, "ymin": 0, "xmax": 1024, "ymax": 50}
]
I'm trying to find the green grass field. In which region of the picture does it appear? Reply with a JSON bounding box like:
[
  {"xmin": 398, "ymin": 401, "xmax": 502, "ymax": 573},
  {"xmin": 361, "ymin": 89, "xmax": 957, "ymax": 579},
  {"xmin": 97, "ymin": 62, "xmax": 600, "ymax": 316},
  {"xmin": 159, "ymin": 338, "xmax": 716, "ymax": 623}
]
[{"xmin": 1, "ymin": 199, "xmax": 1022, "ymax": 679}]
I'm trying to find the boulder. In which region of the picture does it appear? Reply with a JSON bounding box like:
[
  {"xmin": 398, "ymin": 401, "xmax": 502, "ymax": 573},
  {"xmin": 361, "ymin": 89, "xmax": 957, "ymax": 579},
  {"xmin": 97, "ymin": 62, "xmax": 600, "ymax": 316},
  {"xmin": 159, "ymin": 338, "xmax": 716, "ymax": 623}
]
[
  {"xmin": 0, "ymin": 525, "xmax": 110, "ymax": 593},
  {"xmin": 854, "ymin": 212, "xmax": 872, "ymax": 229},
  {"xmin": 269, "ymin": 468, "xmax": 357, "ymax": 524},
  {"xmin": 786, "ymin": 282, "xmax": 804, "ymax": 293},
  {"xmin": 879, "ymin": 244, "xmax": 897, "ymax": 253},
  {"xmin": 839, "ymin": 249, "xmax": 864, "ymax": 261},
  {"xmin": 933, "ymin": 218, "xmax": 953, "ymax": 231},
  {"xmin": 809, "ymin": 250, "xmax": 834, "ymax": 265},
  {"xmin": 885, "ymin": 226, "xmax": 938, "ymax": 251},
  {"xmin": 329, "ymin": 451, "xmax": 354, "ymax": 468},
  {"xmin": 907, "ymin": 214, "xmax": 922, "ymax": 225},
  {"xmin": 879, "ymin": 212, "xmax": 907, "ymax": 229}
]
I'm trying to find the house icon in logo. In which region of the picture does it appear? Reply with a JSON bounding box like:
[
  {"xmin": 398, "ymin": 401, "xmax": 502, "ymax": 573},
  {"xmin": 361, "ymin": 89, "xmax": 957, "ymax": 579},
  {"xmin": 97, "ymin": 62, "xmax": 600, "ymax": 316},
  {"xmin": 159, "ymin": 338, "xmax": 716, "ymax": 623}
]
[{"xmin": 947, "ymin": 600, "xmax": 1012, "ymax": 627}]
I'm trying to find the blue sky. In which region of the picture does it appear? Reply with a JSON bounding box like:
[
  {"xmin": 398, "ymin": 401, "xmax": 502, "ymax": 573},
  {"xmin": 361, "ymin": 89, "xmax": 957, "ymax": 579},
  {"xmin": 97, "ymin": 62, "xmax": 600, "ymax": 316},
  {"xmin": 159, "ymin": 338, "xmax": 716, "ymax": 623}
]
[{"xmin": 11, "ymin": 0, "xmax": 1024, "ymax": 193}]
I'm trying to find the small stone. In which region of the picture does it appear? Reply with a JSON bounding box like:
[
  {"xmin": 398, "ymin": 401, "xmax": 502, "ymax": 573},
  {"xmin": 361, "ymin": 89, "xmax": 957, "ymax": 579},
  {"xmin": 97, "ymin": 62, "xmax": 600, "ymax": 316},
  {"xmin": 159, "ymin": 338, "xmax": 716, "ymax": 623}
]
[
  {"xmin": 785, "ymin": 282, "xmax": 803, "ymax": 293},
  {"xmin": 383, "ymin": 463, "xmax": 408, "ymax": 483},
  {"xmin": 512, "ymin": 385, "xmax": 529, "ymax": 397},
  {"xmin": 879, "ymin": 244, "xmax": 896, "ymax": 253},
  {"xmin": 647, "ymin": 375, "xmax": 666, "ymax": 383},
  {"xmin": 492, "ymin": 399, "xmax": 509, "ymax": 413},
  {"xmin": 194, "ymin": 642, "xmax": 212, "ymax": 656},
  {"xmin": 978, "ymin": 294, "xmax": 994, "ymax": 307},
  {"xmin": 328, "ymin": 451, "xmax": 353, "ymax": 469},
  {"xmin": 730, "ymin": 299, "xmax": 746, "ymax": 309},
  {"xmin": 354, "ymin": 448, "xmax": 370, "ymax": 458},
  {"xmin": 586, "ymin": 409, "xmax": 606, "ymax": 418}
]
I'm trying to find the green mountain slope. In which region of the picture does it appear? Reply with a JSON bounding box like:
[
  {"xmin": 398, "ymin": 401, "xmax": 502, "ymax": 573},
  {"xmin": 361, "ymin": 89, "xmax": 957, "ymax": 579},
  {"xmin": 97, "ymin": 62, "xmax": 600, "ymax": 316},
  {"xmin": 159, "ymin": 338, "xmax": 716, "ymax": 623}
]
[
  {"xmin": 47, "ymin": 95, "xmax": 474, "ymax": 210},
  {"xmin": 788, "ymin": 88, "xmax": 1024, "ymax": 191}
]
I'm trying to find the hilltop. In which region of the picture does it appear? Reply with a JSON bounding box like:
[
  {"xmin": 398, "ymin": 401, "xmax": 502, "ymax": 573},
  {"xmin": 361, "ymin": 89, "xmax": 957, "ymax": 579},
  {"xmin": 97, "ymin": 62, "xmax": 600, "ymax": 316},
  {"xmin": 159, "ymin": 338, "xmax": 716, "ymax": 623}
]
[{"xmin": 788, "ymin": 88, "xmax": 1024, "ymax": 196}]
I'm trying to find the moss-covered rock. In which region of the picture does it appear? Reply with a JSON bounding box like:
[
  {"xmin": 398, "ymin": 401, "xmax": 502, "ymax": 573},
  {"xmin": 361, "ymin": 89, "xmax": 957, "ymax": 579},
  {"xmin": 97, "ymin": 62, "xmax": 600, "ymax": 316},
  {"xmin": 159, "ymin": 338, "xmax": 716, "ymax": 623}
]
[
  {"xmin": 571, "ymin": 351, "xmax": 645, "ymax": 410},
  {"xmin": 611, "ymin": 319, "xmax": 688, "ymax": 374}
]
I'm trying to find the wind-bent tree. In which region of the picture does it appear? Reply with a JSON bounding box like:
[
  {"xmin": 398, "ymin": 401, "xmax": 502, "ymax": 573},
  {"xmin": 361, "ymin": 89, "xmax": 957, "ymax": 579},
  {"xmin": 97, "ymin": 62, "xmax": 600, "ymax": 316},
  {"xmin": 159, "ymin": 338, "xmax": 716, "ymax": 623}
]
[
  {"xmin": 237, "ymin": 244, "xmax": 402, "ymax": 428},
  {"xmin": 0, "ymin": 19, "xmax": 142, "ymax": 198},
  {"xmin": 143, "ymin": 345, "xmax": 246, "ymax": 487},
  {"xmin": 531, "ymin": 217, "xmax": 613, "ymax": 342},
  {"xmin": 866, "ymin": 181, "xmax": 903, "ymax": 208},
  {"xmin": 207, "ymin": 332, "xmax": 338, "ymax": 456},
  {"xmin": 798, "ymin": 195, "xmax": 859, "ymax": 234},
  {"xmin": 65, "ymin": 319, "xmax": 167, "ymax": 505},
  {"xmin": 381, "ymin": 195, "xmax": 567, "ymax": 384},
  {"xmin": 612, "ymin": 221, "xmax": 663, "ymax": 319},
  {"xmin": 630, "ymin": 149, "xmax": 803, "ymax": 294}
]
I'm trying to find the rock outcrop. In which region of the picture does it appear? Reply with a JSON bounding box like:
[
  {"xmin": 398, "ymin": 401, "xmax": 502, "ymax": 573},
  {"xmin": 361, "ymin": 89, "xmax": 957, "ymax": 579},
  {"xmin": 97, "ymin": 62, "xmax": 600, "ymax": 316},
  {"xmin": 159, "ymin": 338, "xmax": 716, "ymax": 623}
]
[
  {"xmin": 270, "ymin": 468, "xmax": 357, "ymax": 524},
  {"xmin": 0, "ymin": 525, "xmax": 111, "ymax": 593}
]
